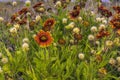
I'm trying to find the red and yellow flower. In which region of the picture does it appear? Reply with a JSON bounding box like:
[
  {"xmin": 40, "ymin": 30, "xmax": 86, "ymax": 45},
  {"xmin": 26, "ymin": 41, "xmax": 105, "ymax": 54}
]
[
  {"xmin": 42, "ymin": 18, "xmax": 56, "ymax": 31},
  {"xmin": 34, "ymin": 30, "xmax": 53, "ymax": 47}
]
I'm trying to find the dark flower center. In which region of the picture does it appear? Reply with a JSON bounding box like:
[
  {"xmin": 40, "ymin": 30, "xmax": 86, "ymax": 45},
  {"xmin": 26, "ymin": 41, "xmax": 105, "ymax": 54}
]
[
  {"xmin": 47, "ymin": 21, "xmax": 53, "ymax": 26},
  {"xmin": 40, "ymin": 35, "xmax": 48, "ymax": 42}
]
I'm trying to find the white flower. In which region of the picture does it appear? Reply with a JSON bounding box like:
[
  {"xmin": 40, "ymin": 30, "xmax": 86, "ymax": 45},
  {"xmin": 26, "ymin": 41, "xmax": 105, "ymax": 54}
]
[
  {"xmin": 96, "ymin": 17, "xmax": 101, "ymax": 22},
  {"xmin": 90, "ymin": 11, "xmax": 95, "ymax": 16},
  {"xmin": 90, "ymin": 26, "xmax": 97, "ymax": 32},
  {"xmin": 88, "ymin": 35, "xmax": 95, "ymax": 41},
  {"xmin": 73, "ymin": 27, "xmax": 80, "ymax": 34},
  {"xmin": 95, "ymin": 41, "xmax": 100, "ymax": 45},
  {"xmin": 26, "ymin": 12, "xmax": 31, "ymax": 16},
  {"xmin": 62, "ymin": 18, "xmax": 67, "ymax": 24},
  {"xmin": 35, "ymin": 15, "xmax": 41, "ymax": 22},
  {"xmin": 116, "ymin": 57, "xmax": 120, "ymax": 64},
  {"xmin": 91, "ymin": 50, "xmax": 96, "ymax": 54},
  {"xmin": 22, "ymin": 43, "xmax": 29, "ymax": 51},
  {"xmin": 0, "ymin": 67, "xmax": 3, "ymax": 73},
  {"xmin": 102, "ymin": 20, "xmax": 107, "ymax": 24},
  {"xmin": 78, "ymin": 53, "xmax": 85, "ymax": 60},
  {"xmin": 9, "ymin": 27, "xmax": 17, "ymax": 34},
  {"xmin": 25, "ymin": 0, "xmax": 31, "ymax": 7},
  {"xmin": 1, "ymin": 57, "xmax": 8, "ymax": 64},
  {"xmin": 23, "ymin": 38, "xmax": 29, "ymax": 43},
  {"xmin": 78, "ymin": 17, "xmax": 82, "ymax": 22},
  {"xmin": 0, "ymin": 17, "xmax": 4, "ymax": 22},
  {"xmin": 0, "ymin": 53, "xmax": 2, "ymax": 58},
  {"xmin": 14, "ymin": 24, "xmax": 20, "ymax": 30},
  {"xmin": 56, "ymin": 1, "xmax": 62, "ymax": 7},
  {"xmin": 12, "ymin": 1, "xmax": 17, "ymax": 6},
  {"xmin": 99, "ymin": 24, "xmax": 106, "ymax": 31},
  {"xmin": 105, "ymin": 40, "xmax": 113, "ymax": 47},
  {"xmin": 109, "ymin": 58, "xmax": 116, "ymax": 65}
]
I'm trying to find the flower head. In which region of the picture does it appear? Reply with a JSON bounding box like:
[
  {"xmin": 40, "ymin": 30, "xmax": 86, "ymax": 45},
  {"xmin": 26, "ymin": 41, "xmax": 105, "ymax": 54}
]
[
  {"xmin": 43, "ymin": 18, "xmax": 56, "ymax": 31},
  {"xmin": 69, "ymin": 10, "xmax": 80, "ymax": 20},
  {"xmin": 34, "ymin": 30, "xmax": 53, "ymax": 47}
]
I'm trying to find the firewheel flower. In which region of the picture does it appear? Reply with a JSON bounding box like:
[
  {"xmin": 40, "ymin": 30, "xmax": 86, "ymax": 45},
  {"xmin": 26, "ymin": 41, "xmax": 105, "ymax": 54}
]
[
  {"xmin": 34, "ymin": 30, "xmax": 54, "ymax": 48},
  {"xmin": 69, "ymin": 10, "xmax": 80, "ymax": 20},
  {"xmin": 42, "ymin": 18, "xmax": 56, "ymax": 31}
]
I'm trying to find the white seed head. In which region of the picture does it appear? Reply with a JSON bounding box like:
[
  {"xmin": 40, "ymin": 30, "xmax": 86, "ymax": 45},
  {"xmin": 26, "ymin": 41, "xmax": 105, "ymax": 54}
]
[
  {"xmin": 56, "ymin": 1, "xmax": 62, "ymax": 7},
  {"xmin": 96, "ymin": 17, "xmax": 101, "ymax": 22},
  {"xmin": 90, "ymin": 26, "xmax": 97, "ymax": 32},
  {"xmin": 102, "ymin": 20, "xmax": 107, "ymax": 24},
  {"xmin": 62, "ymin": 18, "xmax": 67, "ymax": 24},
  {"xmin": 9, "ymin": 27, "xmax": 17, "ymax": 34},
  {"xmin": 1, "ymin": 57, "xmax": 8, "ymax": 64},
  {"xmin": 78, "ymin": 53, "xmax": 85, "ymax": 60},
  {"xmin": 73, "ymin": 27, "xmax": 80, "ymax": 34},
  {"xmin": 88, "ymin": 34, "xmax": 95, "ymax": 41},
  {"xmin": 14, "ymin": 24, "xmax": 20, "ymax": 30},
  {"xmin": 35, "ymin": 15, "xmax": 41, "ymax": 22},
  {"xmin": 90, "ymin": 11, "xmax": 95, "ymax": 16},
  {"xmin": 91, "ymin": 49, "xmax": 96, "ymax": 54},
  {"xmin": 12, "ymin": 1, "xmax": 17, "ymax": 6},
  {"xmin": 99, "ymin": 24, "xmax": 106, "ymax": 31},
  {"xmin": 78, "ymin": 16, "xmax": 82, "ymax": 22},
  {"xmin": 95, "ymin": 41, "xmax": 100, "ymax": 45},
  {"xmin": 22, "ymin": 43, "xmax": 29, "ymax": 51},
  {"xmin": 69, "ymin": 22, "xmax": 75, "ymax": 28},
  {"xmin": 109, "ymin": 58, "xmax": 116, "ymax": 65},
  {"xmin": 23, "ymin": 38, "xmax": 29, "ymax": 43},
  {"xmin": 105, "ymin": 40, "xmax": 113, "ymax": 47}
]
